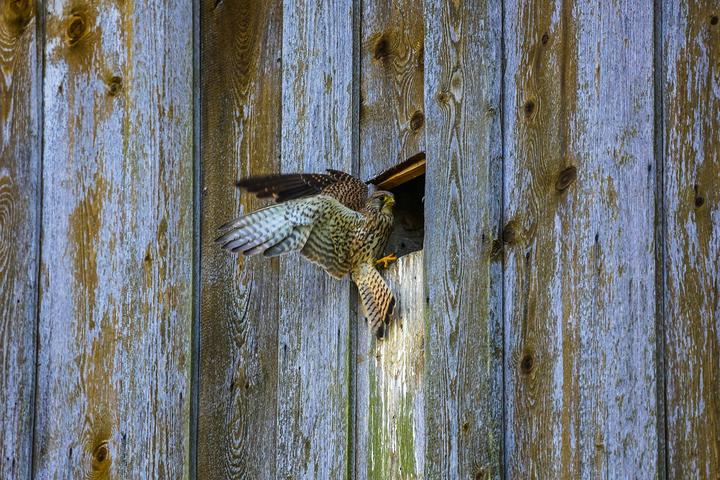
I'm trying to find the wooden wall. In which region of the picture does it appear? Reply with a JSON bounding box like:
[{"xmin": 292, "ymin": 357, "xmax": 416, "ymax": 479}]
[{"xmin": 1, "ymin": 0, "xmax": 718, "ymax": 479}]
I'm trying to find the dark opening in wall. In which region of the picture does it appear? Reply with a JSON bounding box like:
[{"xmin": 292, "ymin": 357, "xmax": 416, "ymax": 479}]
[{"xmin": 369, "ymin": 153, "xmax": 425, "ymax": 259}]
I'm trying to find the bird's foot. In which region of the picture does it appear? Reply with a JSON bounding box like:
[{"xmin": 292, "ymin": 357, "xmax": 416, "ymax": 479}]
[{"xmin": 375, "ymin": 253, "xmax": 397, "ymax": 270}]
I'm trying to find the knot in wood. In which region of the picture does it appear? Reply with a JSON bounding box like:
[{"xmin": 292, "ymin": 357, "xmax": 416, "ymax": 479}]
[
  {"xmin": 523, "ymin": 99, "xmax": 535, "ymax": 117},
  {"xmin": 4, "ymin": 0, "xmax": 33, "ymax": 34},
  {"xmin": 409, "ymin": 111, "xmax": 424, "ymax": 131},
  {"xmin": 541, "ymin": 32, "xmax": 549, "ymax": 45},
  {"xmin": 520, "ymin": 352, "xmax": 534, "ymax": 374},
  {"xmin": 66, "ymin": 14, "xmax": 88, "ymax": 46},
  {"xmin": 474, "ymin": 468, "xmax": 488, "ymax": 480},
  {"xmin": 502, "ymin": 221, "xmax": 518, "ymax": 244},
  {"xmin": 555, "ymin": 165, "xmax": 577, "ymax": 192},
  {"xmin": 92, "ymin": 441, "xmax": 111, "ymax": 471},
  {"xmin": 106, "ymin": 75, "xmax": 123, "ymax": 96},
  {"xmin": 373, "ymin": 35, "xmax": 390, "ymax": 60},
  {"xmin": 711, "ymin": 15, "xmax": 719, "ymax": 26}
]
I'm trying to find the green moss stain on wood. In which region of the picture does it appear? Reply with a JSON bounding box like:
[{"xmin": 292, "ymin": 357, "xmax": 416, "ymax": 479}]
[
  {"xmin": 362, "ymin": 252, "xmax": 424, "ymax": 479},
  {"xmin": 355, "ymin": 0, "xmax": 425, "ymax": 477},
  {"xmin": 663, "ymin": 1, "xmax": 720, "ymax": 477}
]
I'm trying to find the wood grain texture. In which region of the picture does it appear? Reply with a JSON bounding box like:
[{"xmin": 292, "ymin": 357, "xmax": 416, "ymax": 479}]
[
  {"xmin": 662, "ymin": 2, "xmax": 720, "ymax": 478},
  {"xmin": 503, "ymin": 1, "xmax": 658, "ymax": 478},
  {"xmin": 34, "ymin": 1, "xmax": 193, "ymax": 477},
  {"xmin": 356, "ymin": 1, "xmax": 425, "ymax": 476},
  {"xmin": 276, "ymin": 0, "xmax": 354, "ymax": 477},
  {"xmin": 360, "ymin": 0, "xmax": 424, "ymax": 180},
  {"xmin": 198, "ymin": 1, "xmax": 282, "ymax": 478},
  {"xmin": 355, "ymin": 251, "xmax": 425, "ymax": 479},
  {"xmin": 0, "ymin": 1, "xmax": 38, "ymax": 478},
  {"xmin": 423, "ymin": 0, "xmax": 503, "ymax": 478}
]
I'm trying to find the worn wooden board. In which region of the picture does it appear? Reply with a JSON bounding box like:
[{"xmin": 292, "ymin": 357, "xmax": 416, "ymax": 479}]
[
  {"xmin": 0, "ymin": 1, "xmax": 38, "ymax": 479},
  {"xmin": 197, "ymin": 1, "xmax": 282, "ymax": 478},
  {"xmin": 359, "ymin": 0, "xmax": 424, "ymax": 181},
  {"xmin": 503, "ymin": 1, "xmax": 658, "ymax": 477},
  {"xmin": 355, "ymin": 1, "xmax": 425, "ymax": 476},
  {"xmin": 662, "ymin": 2, "xmax": 720, "ymax": 478},
  {"xmin": 276, "ymin": 0, "xmax": 354, "ymax": 477},
  {"xmin": 33, "ymin": 1, "xmax": 193, "ymax": 477},
  {"xmin": 423, "ymin": 0, "xmax": 504, "ymax": 478},
  {"xmin": 355, "ymin": 252, "xmax": 425, "ymax": 479}
]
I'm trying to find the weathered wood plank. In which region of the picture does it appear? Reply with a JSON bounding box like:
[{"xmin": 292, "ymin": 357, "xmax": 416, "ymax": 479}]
[
  {"xmin": 197, "ymin": 1, "xmax": 282, "ymax": 478},
  {"xmin": 355, "ymin": 1, "xmax": 425, "ymax": 476},
  {"xmin": 356, "ymin": 252, "xmax": 425, "ymax": 479},
  {"xmin": 662, "ymin": 2, "xmax": 720, "ymax": 478},
  {"xmin": 359, "ymin": 0, "xmax": 424, "ymax": 181},
  {"xmin": 503, "ymin": 1, "xmax": 658, "ymax": 477},
  {"xmin": 276, "ymin": 1, "xmax": 354, "ymax": 477},
  {"xmin": 0, "ymin": 2, "xmax": 38, "ymax": 479},
  {"xmin": 34, "ymin": 1, "xmax": 193, "ymax": 477},
  {"xmin": 423, "ymin": 0, "xmax": 503, "ymax": 478}
]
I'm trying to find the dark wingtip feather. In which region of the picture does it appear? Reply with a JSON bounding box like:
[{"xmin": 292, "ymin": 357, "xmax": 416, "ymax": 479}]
[
  {"xmin": 375, "ymin": 297, "xmax": 395, "ymax": 340},
  {"xmin": 386, "ymin": 297, "xmax": 396, "ymax": 319},
  {"xmin": 376, "ymin": 323, "xmax": 386, "ymax": 339}
]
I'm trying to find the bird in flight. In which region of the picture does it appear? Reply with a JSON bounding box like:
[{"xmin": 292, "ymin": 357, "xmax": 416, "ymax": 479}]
[{"xmin": 216, "ymin": 169, "xmax": 397, "ymax": 337}]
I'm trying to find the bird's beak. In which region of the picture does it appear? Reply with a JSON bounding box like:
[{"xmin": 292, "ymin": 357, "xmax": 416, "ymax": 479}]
[{"xmin": 386, "ymin": 198, "xmax": 395, "ymax": 207}]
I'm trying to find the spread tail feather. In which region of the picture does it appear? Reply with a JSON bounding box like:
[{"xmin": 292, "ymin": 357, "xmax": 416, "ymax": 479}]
[{"xmin": 352, "ymin": 263, "xmax": 395, "ymax": 338}]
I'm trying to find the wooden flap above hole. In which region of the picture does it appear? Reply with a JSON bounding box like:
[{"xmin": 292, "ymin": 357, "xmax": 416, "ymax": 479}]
[{"xmin": 368, "ymin": 152, "xmax": 426, "ymax": 190}]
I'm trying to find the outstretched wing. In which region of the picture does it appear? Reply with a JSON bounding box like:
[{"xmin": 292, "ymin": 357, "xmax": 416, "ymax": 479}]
[
  {"xmin": 236, "ymin": 169, "xmax": 368, "ymax": 212},
  {"xmin": 352, "ymin": 263, "xmax": 395, "ymax": 338},
  {"xmin": 216, "ymin": 194, "xmax": 364, "ymax": 278}
]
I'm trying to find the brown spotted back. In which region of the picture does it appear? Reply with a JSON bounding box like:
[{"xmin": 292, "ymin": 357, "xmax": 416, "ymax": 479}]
[{"xmin": 236, "ymin": 169, "xmax": 368, "ymax": 212}]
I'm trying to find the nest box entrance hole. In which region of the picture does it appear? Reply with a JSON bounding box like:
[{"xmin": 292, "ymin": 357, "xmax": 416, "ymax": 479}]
[{"xmin": 369, "ymin": 152, "xmax": 425, "ymax": 259}]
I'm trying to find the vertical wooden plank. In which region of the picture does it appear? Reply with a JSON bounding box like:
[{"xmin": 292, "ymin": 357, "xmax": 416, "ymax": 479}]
[
  {"xmin": 504, "ymin": 1, "xmax": 658, "ymax": 478},
  {"xmin": 276, "ymin": 0, "xmax": 354, "ymax": 477},
  {"xmin": 423, "ymin": 0, "xmax": 503, "ymax": 478},
  {"xmin": 663, "ymin": 2, "xmax": 720, "ymax": 478},
  {"xmin": 356, "ymin": 252, "xmax": 425, "ymax": 479},
  {"xmin": 197, "ymin": 0, "xmax": 282, "ymax": 478},
  {"xmin": 359, "ymin": 0, "xmax": 424, "ymax": 180},
  {"xmin": 355, "ymin": 1, "xmax": 425, "ymax": 477},
  {"xmin": 34, "ymin": 0, "xmax": 193, "ymax": 477},
  {"xmin": 0, "ymin": 1, "xmax": 38, "ymax": 478}
]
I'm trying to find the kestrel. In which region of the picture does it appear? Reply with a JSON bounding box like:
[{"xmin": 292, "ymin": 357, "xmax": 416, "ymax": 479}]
[{"xmin": 216, "ymin": 169, "xmax": 397, "ymax": 336}]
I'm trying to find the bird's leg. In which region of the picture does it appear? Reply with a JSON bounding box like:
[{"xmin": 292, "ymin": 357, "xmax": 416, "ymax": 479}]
[{"xmin": 375, "ymin": 253, "xmax": 397, "ymax": 269}]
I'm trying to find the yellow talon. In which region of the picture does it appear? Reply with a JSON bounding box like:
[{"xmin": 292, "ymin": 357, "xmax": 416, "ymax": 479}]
[{"xmin": 375, "ymin": 253, "xmax": 397, "ymax": 269}]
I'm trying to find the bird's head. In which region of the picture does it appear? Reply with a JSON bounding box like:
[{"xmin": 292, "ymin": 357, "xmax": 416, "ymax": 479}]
[{"xmin": 368, "ymin": 190, "xmax": 395, "ymax": 214}]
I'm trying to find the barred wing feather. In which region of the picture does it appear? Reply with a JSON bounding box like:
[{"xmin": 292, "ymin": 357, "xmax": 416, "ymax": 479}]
[{"xmin": 216, "ymin": 195, "xmax": 364, "ymax": 278}]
